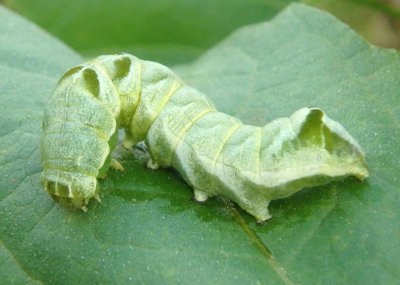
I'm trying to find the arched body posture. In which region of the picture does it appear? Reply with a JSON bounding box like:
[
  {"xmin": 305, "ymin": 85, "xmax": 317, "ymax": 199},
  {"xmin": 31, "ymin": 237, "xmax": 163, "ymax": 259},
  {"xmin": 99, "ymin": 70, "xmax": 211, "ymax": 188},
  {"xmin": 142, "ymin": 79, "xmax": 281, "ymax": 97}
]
[{"xmin": 41, "ymin": 54, "xmax": 369, "ymax": 222}]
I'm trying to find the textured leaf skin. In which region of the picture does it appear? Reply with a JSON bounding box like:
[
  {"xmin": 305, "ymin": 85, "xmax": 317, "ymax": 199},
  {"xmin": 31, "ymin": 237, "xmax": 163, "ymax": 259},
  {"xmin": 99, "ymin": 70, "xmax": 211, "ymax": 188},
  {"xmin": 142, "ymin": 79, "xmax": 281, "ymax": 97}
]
[
  {"xmin": 41, "ymin": 54, "xmax": 368, "ymax": 221},
  {"xmin": 1, "ymin": 3, "xmax": 399, "ymax": 285}
]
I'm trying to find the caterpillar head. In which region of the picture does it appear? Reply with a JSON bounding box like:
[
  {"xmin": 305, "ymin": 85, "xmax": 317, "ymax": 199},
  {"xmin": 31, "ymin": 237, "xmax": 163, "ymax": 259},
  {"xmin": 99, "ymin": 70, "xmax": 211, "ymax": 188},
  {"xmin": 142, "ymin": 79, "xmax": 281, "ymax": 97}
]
[{"xmin": 41, "ymin": 169, "xmax": 98, "ymax": 211}]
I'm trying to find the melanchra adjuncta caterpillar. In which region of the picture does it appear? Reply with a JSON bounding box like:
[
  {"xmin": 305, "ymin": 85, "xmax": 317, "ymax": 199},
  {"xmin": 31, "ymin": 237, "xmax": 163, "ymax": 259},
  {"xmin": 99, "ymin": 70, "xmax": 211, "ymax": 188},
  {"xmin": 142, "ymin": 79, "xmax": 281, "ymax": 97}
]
[{"xmin": 40, "ymin": 54, "xmax": 369, "ymax": 222}]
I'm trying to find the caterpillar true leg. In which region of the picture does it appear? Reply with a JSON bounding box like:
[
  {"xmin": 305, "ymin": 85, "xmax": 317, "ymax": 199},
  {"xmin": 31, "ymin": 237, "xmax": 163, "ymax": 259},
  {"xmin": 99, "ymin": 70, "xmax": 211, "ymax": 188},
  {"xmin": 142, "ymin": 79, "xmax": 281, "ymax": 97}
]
[
  {"xmin": 94, "ymin": 194, "xmax": 102, "ymax": 204},
  {"xmin": 40, "ymin": 54, "xmax": 369, "ymax": 221},
  {"xmin": 111, "ymin": 158, "xmax": 125, "ymax": 171}
]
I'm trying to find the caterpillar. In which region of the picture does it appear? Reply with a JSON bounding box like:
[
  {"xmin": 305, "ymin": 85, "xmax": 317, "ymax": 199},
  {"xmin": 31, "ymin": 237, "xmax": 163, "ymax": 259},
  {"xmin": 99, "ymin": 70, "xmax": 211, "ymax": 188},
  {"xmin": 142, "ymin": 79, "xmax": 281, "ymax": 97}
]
[{"xmin": 40, "ymin": 54, "xmax": 369, "ymax": 222}]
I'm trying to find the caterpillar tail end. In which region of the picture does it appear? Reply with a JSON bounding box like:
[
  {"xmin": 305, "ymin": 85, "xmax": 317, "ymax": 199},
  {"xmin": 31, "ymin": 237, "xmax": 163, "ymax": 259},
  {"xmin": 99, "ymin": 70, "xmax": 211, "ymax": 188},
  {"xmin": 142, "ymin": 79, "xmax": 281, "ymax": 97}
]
[{"xmin": 41, "ymin": 170, "xmax": 98, "ymax": 211}]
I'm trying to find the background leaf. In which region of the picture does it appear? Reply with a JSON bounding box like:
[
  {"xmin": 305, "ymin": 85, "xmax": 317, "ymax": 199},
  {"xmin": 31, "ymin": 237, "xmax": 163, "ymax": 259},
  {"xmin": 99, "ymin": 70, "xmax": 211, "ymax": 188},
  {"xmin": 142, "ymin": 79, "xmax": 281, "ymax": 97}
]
[
  {"xmin": 0, "ymin": 3, "xmax": 399, "ymax": 285},
  {"xmin": 4, "ymin": 0, "xmax": 400, "ymax": 66},
  {"xmin": 307, "ymin": 0, "xmax": 400, "ymax": 49},
  {"xmin": 3, "ymin": 0, "xmax": 298, "ymax": 65}
]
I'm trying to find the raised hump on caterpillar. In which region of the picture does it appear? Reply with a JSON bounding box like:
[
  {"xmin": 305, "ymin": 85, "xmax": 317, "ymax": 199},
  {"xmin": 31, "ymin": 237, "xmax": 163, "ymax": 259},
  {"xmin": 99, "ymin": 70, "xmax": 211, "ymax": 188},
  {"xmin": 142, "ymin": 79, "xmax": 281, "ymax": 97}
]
[{"xmin": 40, "ymin": 53, "xmax": 369, "ymax": 222}]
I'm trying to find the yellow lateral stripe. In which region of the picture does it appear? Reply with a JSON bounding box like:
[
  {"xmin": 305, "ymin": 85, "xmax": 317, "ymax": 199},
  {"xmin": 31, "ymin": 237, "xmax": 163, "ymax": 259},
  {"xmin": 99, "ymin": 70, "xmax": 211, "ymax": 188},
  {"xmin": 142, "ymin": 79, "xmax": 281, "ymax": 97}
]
[
  {"xmin": 168, "ymin": 108, "xmax": 216, "ymax": 164},
  {"xmin": 212, "ymin": 123, "xmax": 242, "ymax": 172}
]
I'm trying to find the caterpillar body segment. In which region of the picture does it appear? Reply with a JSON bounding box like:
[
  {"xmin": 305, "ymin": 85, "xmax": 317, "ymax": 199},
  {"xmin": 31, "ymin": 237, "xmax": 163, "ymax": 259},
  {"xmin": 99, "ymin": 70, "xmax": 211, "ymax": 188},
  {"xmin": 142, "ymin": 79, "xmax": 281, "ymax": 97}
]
[{"xmin": 40, "ymin": 54, "xmax": 369, "ymax": 221}]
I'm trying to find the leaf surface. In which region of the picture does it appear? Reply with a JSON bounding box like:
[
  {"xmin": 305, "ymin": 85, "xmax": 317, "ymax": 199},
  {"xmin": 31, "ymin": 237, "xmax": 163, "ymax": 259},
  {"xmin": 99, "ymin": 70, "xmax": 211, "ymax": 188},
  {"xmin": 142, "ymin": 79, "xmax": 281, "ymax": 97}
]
[{"xmin": 0, "ymin": 4, "xmax": 399, "ymax": 284}]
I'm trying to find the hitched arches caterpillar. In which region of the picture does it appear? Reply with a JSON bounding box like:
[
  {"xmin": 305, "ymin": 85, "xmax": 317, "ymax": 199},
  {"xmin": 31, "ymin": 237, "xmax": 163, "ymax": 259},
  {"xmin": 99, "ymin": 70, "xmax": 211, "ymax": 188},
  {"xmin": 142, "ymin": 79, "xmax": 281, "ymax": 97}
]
[{"xmin": 40, "ymin": 54, "xmax": 369, "ymax": 222}]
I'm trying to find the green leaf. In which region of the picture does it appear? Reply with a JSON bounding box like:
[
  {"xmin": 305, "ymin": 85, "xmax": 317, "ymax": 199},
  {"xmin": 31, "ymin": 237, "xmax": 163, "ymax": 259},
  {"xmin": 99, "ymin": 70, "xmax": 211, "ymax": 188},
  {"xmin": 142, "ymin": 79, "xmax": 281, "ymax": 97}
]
[
  {"xmin": 4, "ymin": 0, "xmax": 297, "ymax": 65},
  {"xmin": 0, "ymin": 242, "xmax": 40, "ymax": 284},
  {"xmin": 307, "ymin": 0, "xmax": 400, "ymax": 49},
  {"xmin": 1, "ymin": 3, "xmax": 399, "ymax": 285}
]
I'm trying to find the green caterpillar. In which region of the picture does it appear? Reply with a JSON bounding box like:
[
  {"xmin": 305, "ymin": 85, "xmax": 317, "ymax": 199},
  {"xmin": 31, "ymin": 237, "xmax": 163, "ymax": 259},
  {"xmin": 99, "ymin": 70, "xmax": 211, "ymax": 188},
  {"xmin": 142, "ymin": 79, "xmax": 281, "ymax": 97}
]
[{"xmin": 40, "ymin": 54, "xmax": 369, "ymax": 222}]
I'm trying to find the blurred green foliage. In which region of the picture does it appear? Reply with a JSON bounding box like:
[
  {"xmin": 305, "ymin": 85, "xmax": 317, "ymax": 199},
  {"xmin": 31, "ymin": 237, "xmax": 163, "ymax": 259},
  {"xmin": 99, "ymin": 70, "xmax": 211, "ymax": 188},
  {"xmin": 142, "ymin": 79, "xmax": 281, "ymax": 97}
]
[
  {"xmin": 3, "ymin": 0, "xmax": 298, "ymax": 64},
  {"xmin": 3, "ymin": 0, "xmax": 400, "ymax": 66}
]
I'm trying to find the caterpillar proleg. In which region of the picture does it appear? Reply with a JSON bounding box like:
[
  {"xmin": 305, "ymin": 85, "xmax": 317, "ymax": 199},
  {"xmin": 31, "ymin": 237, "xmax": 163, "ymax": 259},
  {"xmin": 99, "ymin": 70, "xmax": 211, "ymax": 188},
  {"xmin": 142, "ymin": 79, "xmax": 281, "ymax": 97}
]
[{"xmin": 40, "ymin": 54, "xmax": 369, "ymax": 222}]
